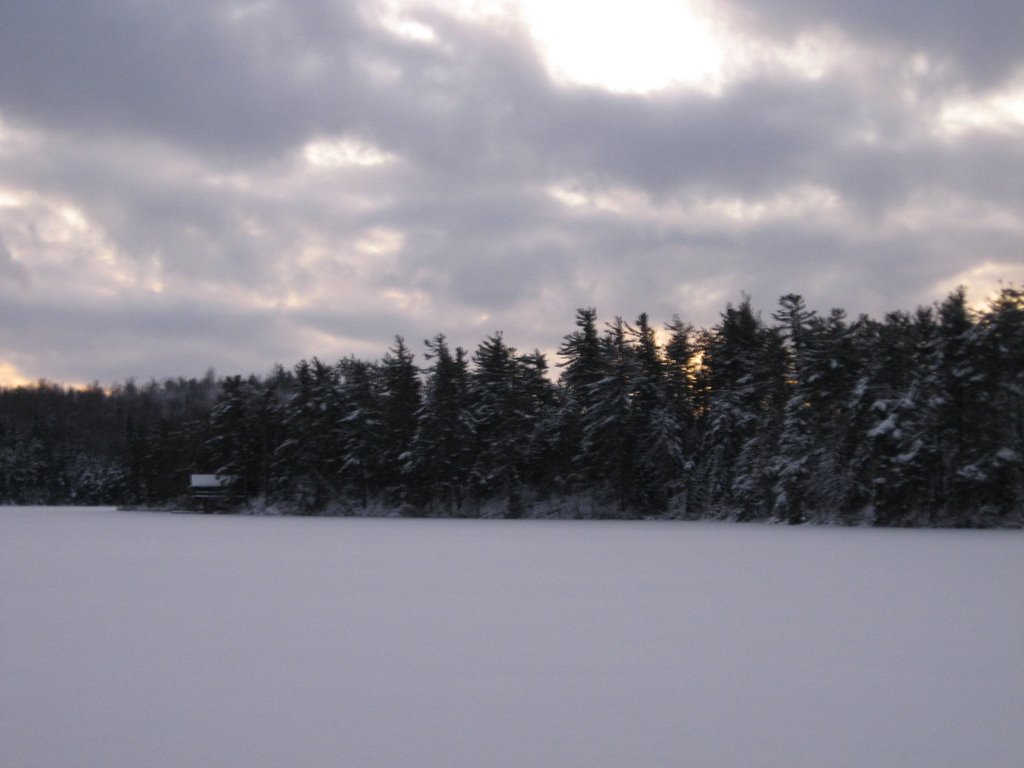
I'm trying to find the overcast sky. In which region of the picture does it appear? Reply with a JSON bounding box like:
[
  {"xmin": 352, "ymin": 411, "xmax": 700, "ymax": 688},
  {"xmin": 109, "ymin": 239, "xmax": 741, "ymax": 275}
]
[{"xmin": 1, "ymin": 0, "xmax": 1022, "ymax": 385}]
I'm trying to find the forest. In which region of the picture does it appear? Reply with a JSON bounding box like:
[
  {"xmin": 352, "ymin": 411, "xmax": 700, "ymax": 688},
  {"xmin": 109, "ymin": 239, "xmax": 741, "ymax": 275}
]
[{"xmin": 1, "ymin": 287, "xmax": 1022, "ymax": 527}]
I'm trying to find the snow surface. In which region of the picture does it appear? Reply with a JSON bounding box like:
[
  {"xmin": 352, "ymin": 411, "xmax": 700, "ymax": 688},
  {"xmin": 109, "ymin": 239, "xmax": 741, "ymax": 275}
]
[{"xmin": 2, "ymin": 506, "xmax": 1022, "ymax": 768}]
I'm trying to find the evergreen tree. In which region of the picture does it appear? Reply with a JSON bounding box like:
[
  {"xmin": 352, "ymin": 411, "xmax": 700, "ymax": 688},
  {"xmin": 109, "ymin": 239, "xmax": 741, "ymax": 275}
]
[
  {"xmin": 858, "ymin": 310, "xmax": 935, "ymax": 526},
  {"xmin": 697, "ymin": 297, "xmax": 784, "ymax": 519},
  {"xmin": 337, "ymin": 357, "xmax": 383, "ymax": 508},
  {"xmin": 662, "ymin": 316, "xmax": 698, "ymax": 513},
  {"xmin": 933, "ymin": 288, "xmax": 978, "ymax": 521},
  {"xmin": 797, "ymin": 309, "xmax": 862, "ymax": 521},
  {"xmin": 515, "ymin": 349, "xmax": 561, "ymax": 496},
  {"xmin": 379, "ymin": 336, "xmax": 422, "ymax": 502},
  {"xmin": 275, "ymin": 358, "xmax": 344, "ymax": 512},
  {"xmin": 772, "ymin": 294, "xmax": 817, "ymax": 523},
  {"xmin": 629, "ymin": 313, "xmax": 683, "ymax": 513},
  {"xmin": 404, "ymin": 335, "xmax": 474, "ymax": 513},
  {"xmin": 468, "ymin": 333, "xmax": 529, "ymax": 515},
  {"xmin": 1, "ymin": 287, "xmax": 1020, "ymax": 525},
  {"xmin": 556, "ymin": 308, "xmax": 603, "ymax": 493},
  {"xmin": 581, "ymin": 317, "xmax": 639, "ymax": 512},
  {"xmin": 206, "ymin": 375, "xmax": 250, "ymax": 495},
  {"xmin": 206, "ymin": 374, "xmax": 281, "ymax": 502},
  {"xmin": 968, "ymin": 287, "xmax": 1024, "ymax": 523}
]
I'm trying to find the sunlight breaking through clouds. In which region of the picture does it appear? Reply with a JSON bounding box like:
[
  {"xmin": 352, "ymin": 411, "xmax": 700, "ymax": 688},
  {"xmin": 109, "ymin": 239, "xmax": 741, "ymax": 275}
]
[
  {"xmin": 304, "ymin": 136, "xmax": 398, "ymax": 168},
  {"xmin": 0, "ymin": 362, "xmax": 31, "ymax": 387},
  {"xmin": 375, "ymin": 0, "xmax": 727, "ymax": 93},
  {"xmin": 0, "ymin": 188, "xmax": 24, "ymax": 209},
  {"xmin": 934, "ymin": 260, "xmax": 1019, "ymax": 313},
  {"xmin": 520, "ymin": 0, "xmax": 725, "ymax": 93},
  {"xmin": 937, "ymin": 79, "xmax": 1024, "ymax": 139}
]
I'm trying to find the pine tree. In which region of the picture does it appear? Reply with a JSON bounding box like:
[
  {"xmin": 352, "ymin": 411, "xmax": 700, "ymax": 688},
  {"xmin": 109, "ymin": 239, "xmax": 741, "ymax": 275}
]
[
  {"xmin": 206, "ymin": 375, "xmax": 249, "ymax": 497},
  {"xmin": 858, "ymin": 310, "xmax": 936, "ymax": 526},
  {"xmin": 337, "ymin": 357, "xmax": 383, "ymax": 508},
  {"xmin": 515, "ymin": 349, "xmax": 561, "ymax": 497},
  {"xmin": 933, "ymin": 288, "xmax": 978, "ymax": 521},
  {"xmin": 379, "ymin": 336, "xmax": 422, "ymax": 503},
  {"xmin": 275, "ymin": 358, "xmax": 344, "ymax": 512},
  {"xmin": 207, "ymin": 374, "xmax": 281, "ymax": 504},
  {"xmin": 581, "ymin": 317, "xmax": 639, "ymax": 512},
  {"xmin": 469, "ymin": 333, "xmax": 528, "ymax": 515},
  {"xmin": 772, "ymin": 294, "xmax": 817, "ymax": 523},
  {"xmin": 662, "ymin": 317, "xmax": 698, "ymax": 513},
  {"xmin": 967, "ymin": 287, "xmax": 1024, "ymax": 523},
  {"xmin": 697, "ymin": 297, "xmax": 784, "ymax": 519},
  {"xmin": 798, "ymin": 309, "xmax": 861, "ymax": 521},
  {"xmin": 556, "ymin": 308, "xmax": 604, "ymax": 494},
  {"xmin": 404, "ymin": 335, "xmax": 474, "ymax": 514},
  {"xmin": 629, "ymin": 313, "xmax": 683, "ymax": 513}
]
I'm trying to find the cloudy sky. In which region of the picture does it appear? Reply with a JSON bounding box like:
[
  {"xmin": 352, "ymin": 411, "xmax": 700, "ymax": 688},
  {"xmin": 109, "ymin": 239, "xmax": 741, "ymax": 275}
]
[{"xmin": 1, "ymin": 0, "xmax": 1022, "ymax": 385}]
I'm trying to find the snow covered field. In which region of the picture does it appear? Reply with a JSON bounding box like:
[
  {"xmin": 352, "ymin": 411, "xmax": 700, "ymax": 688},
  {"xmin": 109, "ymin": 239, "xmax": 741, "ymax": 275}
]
[{"xmin": 2, "ymin": 507, "xmax": 1022, "ymax": 767}]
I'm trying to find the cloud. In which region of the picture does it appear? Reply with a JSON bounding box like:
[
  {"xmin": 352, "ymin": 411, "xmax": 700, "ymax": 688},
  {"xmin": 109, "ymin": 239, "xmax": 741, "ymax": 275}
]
[
  {"xmin": 0, "ymin": 232, "xmax": 27, "ymax": 286},
  {"xmin": 0, "ymin": 0, "xmax": 1021, "ymax": 385},
  {"xmin": 715, "ymin": 0, "xmax": 1024, "ymax": 88},
  {"xmin": 0, "ymin": 1, "xmax": 369, "ymax": 159}
]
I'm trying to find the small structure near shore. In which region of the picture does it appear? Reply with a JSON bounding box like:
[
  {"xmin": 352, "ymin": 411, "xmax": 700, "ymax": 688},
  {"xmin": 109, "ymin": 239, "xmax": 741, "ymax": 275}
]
[{"xmin": 189, "ymin": 474, "xmax": 240, "ymax": 512}]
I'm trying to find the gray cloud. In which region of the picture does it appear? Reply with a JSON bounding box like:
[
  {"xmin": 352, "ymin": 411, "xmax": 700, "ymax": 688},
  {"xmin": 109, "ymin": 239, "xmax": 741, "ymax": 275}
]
[
  {"xmin": 0, "ymin": 233, "xmax": 27, "ymax": 285},
  {"xmin": 0, "ymin": 0, "xmax": 365, "ymax": 159},
  {"xmin": 0, "ymin": 0, "xmax": 1021, "ymax": 384},
  {"xmin": 0, "ymin": 286, "xmax": 375, "ymax": 385},
  {"xmin": 717, "ymin": 0, "xmax": 1024, "ymax": 88}
]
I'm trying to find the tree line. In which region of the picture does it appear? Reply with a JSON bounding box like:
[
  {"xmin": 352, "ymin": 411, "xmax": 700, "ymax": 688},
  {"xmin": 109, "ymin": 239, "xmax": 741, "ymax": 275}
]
[{"xmin": 1, "ymin": 287, "xmax": 1022, "ymax": 526}]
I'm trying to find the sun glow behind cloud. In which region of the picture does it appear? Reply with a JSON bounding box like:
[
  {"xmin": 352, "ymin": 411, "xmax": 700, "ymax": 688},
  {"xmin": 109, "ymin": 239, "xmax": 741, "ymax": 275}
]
[
  {"xmin": 519, "ymin": 0, "xmax": 724, "ymax": 93},
  {"xmin": 377, "ymin": 0, "xmax": 726, "ymax": 93},
  {"xmin": 0, "ymin": 362, "xmax": 31, "ymax": 387},
  {"xmin": 934, "ymin": 260, "xmax": 1019, "ymax": 314}
]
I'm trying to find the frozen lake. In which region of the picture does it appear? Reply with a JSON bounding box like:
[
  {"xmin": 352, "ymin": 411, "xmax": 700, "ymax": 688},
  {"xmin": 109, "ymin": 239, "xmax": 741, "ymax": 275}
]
[{"xmin": 2, "ymin": 506, "xmax": 1022, "ymax": 767}]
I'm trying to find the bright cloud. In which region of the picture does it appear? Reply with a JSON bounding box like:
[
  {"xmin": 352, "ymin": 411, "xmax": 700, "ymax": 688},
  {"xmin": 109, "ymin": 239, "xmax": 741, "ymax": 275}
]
[
  {"xmin": 304, "ymin": 136, "xmax": 398, "ymax": 167},
  {"xmin": 0, "ymin": 189, "xmax": 151, "ymax": 296},
  {"xmin": 548, "ymin": 182, "xmax": 844, "ymax": 229},
  {"xmin": 0, "ymin": 362, "xmax": 31, "ymax": 387},
  {"xmin": 937, "ymin": 79, "xmax": 1024, "ymax": 139}
]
